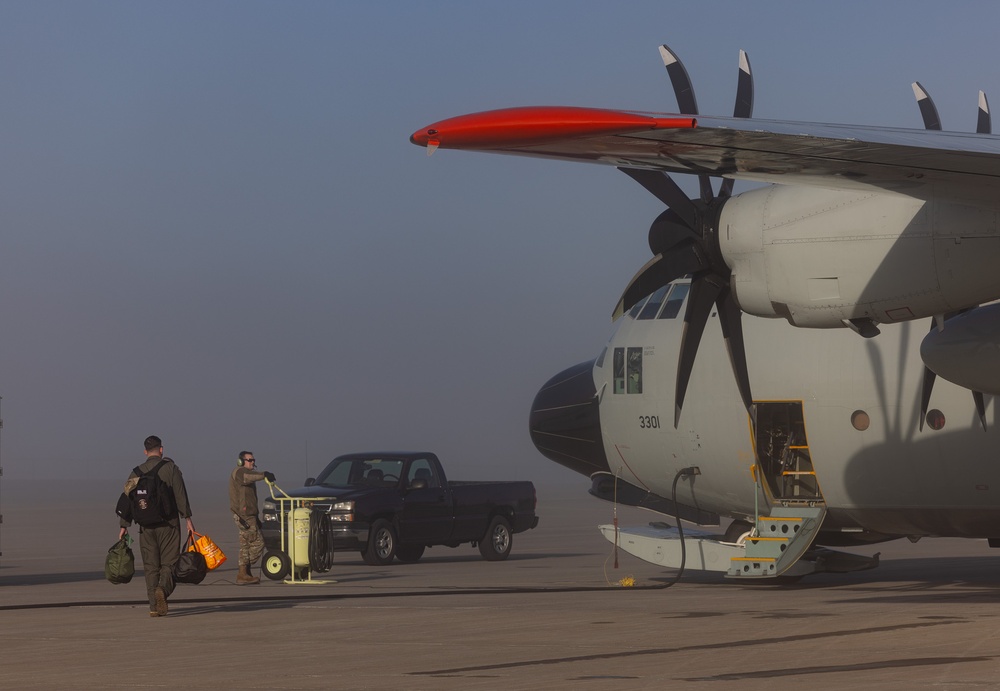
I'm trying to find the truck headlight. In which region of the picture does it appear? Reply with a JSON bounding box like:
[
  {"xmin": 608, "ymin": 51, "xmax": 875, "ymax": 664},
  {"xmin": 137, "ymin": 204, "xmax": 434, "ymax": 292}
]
[{"xmin": 329, "ymin": 500, "xmax": 354, "ymax": 522}]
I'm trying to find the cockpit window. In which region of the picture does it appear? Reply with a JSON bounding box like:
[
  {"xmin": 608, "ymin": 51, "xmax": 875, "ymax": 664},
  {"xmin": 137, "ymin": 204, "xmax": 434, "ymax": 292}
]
[
  {"xmin": 638, "ymin": 285, "xmax": 669, "ymax": 320},
  {"xmin": 628, "ymin": 295, "xmax": 649, "ymax": 319},
  {"xmin": 613, "ymin": 346, "xmax": 644, "ymax": 395},
  {"xmin": 613, "ymin": 347, "xmax": 625, "ymax": 393},
  {"xmin": 657, "ymin": 283, "xmax": 690, "ymax": 320},
  {"xmin": 627, "ymin": 347, "xmax": 642, "ymax": 393}
]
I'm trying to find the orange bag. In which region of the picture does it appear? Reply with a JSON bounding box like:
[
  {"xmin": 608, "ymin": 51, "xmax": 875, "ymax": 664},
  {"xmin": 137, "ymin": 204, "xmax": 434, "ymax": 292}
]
[{"xmin": 188, "ymin": 531, "xmax": 227, "ymax": 570}]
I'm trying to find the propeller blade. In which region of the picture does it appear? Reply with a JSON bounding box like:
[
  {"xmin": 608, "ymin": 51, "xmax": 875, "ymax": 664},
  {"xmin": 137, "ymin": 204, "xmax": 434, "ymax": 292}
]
[
  {"xmin": 912, "ymin": 82, "xmax": 941, "ymax": 130},
  {"xmin": 719, "ymin": 50, "xmax": 754, "ymax": 200},
  {"xmin": 658, "ymin": 44, "xmax": 712, "ymax": 202},
  {"xmin": 649, "ymin": 209, "xmax": 699, "ymax": 255},
  {"xmin": 973, "ymin": 391, "xmax": 987, "ymax": 431},
  {"xmin": 977, "ymin": 91, "xmax": 991, "ymax": 134},
  {"xmin": 612, "ymin": 244, "xmax": 707, "ymax": 321},
  {"xmin": 619, "ymin": 168, "xmax": 698, "ymax": 230},
  {"xmin": 919, "ymin": 365, "xmax": 936, "ymax": 432},
  {"xmin": 733, "ymin": 50, "xmax": 754, "ymax": 119},
  {"xmin": 674, "ymin": 275, "xmax": 724, "ymax": 427},
  {"xmin": 659, "ymin": 44, "xmax": 699, "ymax": 114},
  {"xmin": 715, "ymin": 286, "xmax": 754, "ymax": 415}
]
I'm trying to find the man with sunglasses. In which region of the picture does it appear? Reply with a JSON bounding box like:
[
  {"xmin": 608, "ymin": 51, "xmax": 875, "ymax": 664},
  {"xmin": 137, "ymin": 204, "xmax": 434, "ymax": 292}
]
[{"xmin": 229, "ymin": 450, "xmax": 276, "ymax": 584}]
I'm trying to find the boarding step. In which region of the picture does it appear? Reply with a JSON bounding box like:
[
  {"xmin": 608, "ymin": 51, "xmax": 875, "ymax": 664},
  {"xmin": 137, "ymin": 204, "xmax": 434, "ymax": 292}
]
[{"xmin": 726, "ymin": 505, "xmax": 826, "ymax": 579}]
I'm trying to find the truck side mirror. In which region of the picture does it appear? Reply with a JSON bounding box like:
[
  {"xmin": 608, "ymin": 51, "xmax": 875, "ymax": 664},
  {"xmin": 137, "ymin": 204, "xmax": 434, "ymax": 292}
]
[{"xmin": 408, "ymin": 479, "xmax": 428, "ymax": 491}]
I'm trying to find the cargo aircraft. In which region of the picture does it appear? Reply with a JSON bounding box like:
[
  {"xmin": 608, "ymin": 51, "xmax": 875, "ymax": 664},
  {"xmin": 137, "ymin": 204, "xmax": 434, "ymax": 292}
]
[{"xmin": 410, "ymin": 45, "xmax": 1000, "ymax": 579}]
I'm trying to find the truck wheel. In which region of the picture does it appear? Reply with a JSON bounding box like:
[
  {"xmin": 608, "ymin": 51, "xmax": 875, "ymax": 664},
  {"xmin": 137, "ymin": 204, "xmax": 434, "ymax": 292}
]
[
  {"xmin": 363, "ymin": 519, "xmax": 397, "ymax": 565},
  {"xmin": 262, "ymin": 550, "xmax": 291, "ymax": 580},
  {"xmin": 479, "ymin": 515, "xmax": 512, "ymax": 561},
  {"xmin": 396, "ymin": 544, "xmax": 425, "ymax": 563}
]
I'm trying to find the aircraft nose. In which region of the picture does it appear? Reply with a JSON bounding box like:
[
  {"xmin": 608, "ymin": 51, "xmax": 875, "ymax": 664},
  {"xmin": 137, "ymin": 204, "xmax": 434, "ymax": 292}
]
[{"xmin": 529, "ymin": 359, "xmax": 610, "ymax": 477}]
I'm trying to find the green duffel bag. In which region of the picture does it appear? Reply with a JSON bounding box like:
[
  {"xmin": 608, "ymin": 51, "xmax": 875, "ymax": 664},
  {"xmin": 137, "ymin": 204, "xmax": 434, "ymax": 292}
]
[{"xmin": 105, "ymin": 534, "xmax": 135, "ymax": 585}]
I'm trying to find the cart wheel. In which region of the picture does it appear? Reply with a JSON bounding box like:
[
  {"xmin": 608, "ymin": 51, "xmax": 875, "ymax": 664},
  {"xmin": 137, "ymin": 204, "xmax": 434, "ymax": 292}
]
[{"xmin": 262, "ymin": 550, "xmax": 291, "ymax": 580}]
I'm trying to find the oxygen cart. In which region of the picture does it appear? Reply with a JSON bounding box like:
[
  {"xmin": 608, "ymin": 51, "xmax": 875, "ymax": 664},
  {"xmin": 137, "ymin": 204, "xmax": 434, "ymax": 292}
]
[{"xmin": 260, "ymin": 481, "xmax": 336, "ymax": 585}]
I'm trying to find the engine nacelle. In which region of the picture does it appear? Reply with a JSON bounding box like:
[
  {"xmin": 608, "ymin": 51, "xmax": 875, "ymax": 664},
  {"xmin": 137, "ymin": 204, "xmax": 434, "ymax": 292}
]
[{"xmin": 719, "ymin": 186, "xmax": 1000, "ymax": 329}]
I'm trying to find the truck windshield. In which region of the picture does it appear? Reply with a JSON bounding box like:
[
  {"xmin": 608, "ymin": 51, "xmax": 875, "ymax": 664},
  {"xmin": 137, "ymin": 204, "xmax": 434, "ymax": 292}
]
[{"xmin": 314, "ymin": 457, "xmax": 406, "ymax": 488}]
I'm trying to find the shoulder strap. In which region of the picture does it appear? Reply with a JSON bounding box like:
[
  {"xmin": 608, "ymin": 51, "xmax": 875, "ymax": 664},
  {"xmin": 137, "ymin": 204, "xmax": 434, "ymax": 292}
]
[
  {"xmin": 132, "ymin": 465, "xmax": 142, "ymax": 478},
  {"xmin": 148, "ymin": 459, "xmax": 168, "ymax": 477}
]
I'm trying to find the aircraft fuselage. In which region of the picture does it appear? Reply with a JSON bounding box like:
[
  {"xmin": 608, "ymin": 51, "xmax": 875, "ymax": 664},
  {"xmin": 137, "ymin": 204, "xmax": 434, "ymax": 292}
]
[{"xmin": 534, "ymin": 280, "xmax": 1000, "ymax": 545}]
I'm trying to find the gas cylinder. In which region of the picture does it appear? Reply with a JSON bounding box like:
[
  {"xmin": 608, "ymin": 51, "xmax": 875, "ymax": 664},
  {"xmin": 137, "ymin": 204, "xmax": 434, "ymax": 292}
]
[{"xmin": 287, "ymin": 507, "xmax": 311, "ymax": 568}]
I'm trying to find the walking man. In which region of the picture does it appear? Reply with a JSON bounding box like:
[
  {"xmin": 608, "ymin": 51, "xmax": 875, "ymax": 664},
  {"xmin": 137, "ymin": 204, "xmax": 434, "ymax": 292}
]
[
  {"xmin": 118, "ymin": 435, "xmax": 195, "ymax": 617},
  {"xmin": 229, "ymin": 450, "xmax": 275, "ymax": 584}
]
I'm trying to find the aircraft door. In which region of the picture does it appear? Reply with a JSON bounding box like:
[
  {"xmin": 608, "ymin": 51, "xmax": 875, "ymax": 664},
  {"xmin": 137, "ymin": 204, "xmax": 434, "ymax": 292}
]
[{"xmin": 754, "ymin": 401, "xmax": 823, "ymax": 504}]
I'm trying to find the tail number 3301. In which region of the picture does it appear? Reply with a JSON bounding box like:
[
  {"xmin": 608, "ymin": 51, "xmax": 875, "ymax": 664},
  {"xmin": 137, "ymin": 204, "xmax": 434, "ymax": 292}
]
[{"xmin": 639, "ymin": 415, "xmax": 660, "ymax": 429}]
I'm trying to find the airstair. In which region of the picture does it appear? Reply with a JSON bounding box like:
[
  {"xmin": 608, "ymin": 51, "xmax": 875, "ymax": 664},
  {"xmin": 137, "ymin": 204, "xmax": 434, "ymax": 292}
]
[{"xmin": 726, "ymin": 505, "xmax": 826, "ymax": 578}]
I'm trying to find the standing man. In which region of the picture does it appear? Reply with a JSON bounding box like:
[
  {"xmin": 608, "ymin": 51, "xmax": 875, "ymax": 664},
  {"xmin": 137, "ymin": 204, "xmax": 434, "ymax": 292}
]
[
  {"xmin": 229, "ymin": 450, "xmax": 275, "ymax": 585},
  {"xmin": 118, "ymin": 435, "xmax": 195, "ymax": 618}
]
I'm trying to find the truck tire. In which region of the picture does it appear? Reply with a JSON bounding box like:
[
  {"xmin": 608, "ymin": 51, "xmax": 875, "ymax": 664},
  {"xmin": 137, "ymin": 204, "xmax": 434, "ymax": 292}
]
[
  {"xmin": 363, "ymin": 519, "xmax": 397, "ymax": 566},
  {"xmin": 395, "ymin": 544, "xmax": 425, "ymax": 563},
  {"xmin": 262, "ymin": 550, "xmax": 291, "ymax": 580},
  {"xmin": 479, "ymin": 515, "xmax": 512, "ymax": 561}
]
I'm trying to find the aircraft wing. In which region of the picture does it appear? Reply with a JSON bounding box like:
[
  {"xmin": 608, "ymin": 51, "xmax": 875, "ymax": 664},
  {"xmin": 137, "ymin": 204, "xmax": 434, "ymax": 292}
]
[{"xmin": 411, "ymin": 106, "xmax": 1000, "ymax": 203}]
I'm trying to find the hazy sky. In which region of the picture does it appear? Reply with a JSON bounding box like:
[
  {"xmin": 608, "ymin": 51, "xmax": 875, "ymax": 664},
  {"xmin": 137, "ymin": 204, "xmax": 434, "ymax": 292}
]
[{"xmin": 1, "ymin": 1, "xmax": 996, "ymax": 485}]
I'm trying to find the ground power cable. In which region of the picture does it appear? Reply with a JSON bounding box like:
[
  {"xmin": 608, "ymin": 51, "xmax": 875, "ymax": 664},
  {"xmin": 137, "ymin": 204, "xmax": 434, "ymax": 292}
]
[{"xmin": 604, "ymin": 466, "xmax": 699, "ymax": 590}]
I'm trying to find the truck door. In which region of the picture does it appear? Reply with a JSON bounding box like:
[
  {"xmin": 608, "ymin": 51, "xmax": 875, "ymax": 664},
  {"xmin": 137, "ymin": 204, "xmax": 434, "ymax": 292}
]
[{"xmin": 398, "ymin": 457, "xmax": 454, "ymax": 543}]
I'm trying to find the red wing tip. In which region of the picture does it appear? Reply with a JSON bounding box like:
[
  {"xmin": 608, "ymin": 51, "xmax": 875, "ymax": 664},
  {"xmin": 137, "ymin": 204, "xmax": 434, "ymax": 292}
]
[{"xmin": 410, "ymin": 106, "xmax": 695, "ymax": 149}]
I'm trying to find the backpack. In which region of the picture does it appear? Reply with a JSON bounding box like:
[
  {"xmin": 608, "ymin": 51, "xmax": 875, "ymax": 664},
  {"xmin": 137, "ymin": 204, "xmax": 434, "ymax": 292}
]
[
  {"xmin": 122, "ymin": 459, "xmax": 177, "ymax": 526},
  {"xmin": 105, "ymin": 535, "xmax": 135, "ymax": 584}
]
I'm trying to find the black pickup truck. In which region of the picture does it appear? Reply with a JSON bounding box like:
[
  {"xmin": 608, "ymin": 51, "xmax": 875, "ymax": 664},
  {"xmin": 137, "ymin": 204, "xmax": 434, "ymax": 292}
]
[{"xmin": 261, "ymin": 452, "xmax": 538, "ymax": 569}]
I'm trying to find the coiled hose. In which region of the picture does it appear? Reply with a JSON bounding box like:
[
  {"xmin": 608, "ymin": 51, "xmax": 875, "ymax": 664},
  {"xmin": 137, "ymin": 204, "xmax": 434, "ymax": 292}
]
[{"xmin": 308, "ymin": 510, "xmax": 335, "ymax": 573}]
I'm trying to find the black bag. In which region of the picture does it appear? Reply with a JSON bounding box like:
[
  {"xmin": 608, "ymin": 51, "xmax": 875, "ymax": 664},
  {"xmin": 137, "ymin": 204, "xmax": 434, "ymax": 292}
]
[
  {"xmin": 120, "ymin": 459, "xmax": 177, "ymax": 527},
  {"xmin": 114, "ymin": 492, "xmax": 132, "ymax": 523},
  {"xmin": 173, "ymin": 533, "xmax": 207, "ymax": 584},
  {"xmin": 105, "ymin": 535, "xmax": 135, "ymax": 585}
]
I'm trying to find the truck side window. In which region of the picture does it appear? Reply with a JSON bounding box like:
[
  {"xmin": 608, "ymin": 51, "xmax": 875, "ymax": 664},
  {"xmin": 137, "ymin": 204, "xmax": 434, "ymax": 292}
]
[{"xmin": 408, "ymin": 458, "xmax": 440, "ymax": 488}]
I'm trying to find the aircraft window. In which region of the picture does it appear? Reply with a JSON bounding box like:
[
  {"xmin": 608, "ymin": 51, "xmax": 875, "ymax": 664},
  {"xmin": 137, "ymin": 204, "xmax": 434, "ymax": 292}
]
[
  {"xmin": 851, "ymin": 410, "xmax": 870, "ymax": 431},
  {"xmin": 596, "ymin": 346, "xmax": 607, "ymax": 369},
  {"xmin": 926, "ymin": 409, "xmax": 946, "ymax": 431},
  {"xmin": 628, "ymin": 296, "xmax": 649, "ymax": 319},
  {"xmin": 637, "ymin": 286, "xmax": 669, "ymax": 320},
  {"xmin": 613, "ymin": 347, "xmax": 644, "ymax": 394},
  {"xmin": 613, "ymin": 348, "xmax": 625, "ymax": 393},
  {"xmin": 658, "ymin": 283, "xmax": 690, "ymax": 320},
  {"xmin": 627, "ymin": 347, "xmax": 642, "ymax": 394}
]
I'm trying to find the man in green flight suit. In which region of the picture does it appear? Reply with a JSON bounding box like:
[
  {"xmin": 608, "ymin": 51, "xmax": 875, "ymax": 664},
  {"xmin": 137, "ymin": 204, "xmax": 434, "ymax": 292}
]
[{"xmin": 118, "ymin": 435, "xmax": 195, "ymax": 617}]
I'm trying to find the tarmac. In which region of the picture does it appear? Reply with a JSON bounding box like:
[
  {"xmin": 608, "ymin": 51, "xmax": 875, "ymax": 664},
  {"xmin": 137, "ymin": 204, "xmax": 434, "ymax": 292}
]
[{"xmin": 2, "ymin": 478, "xmax": 1000, "ymax": 690}]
